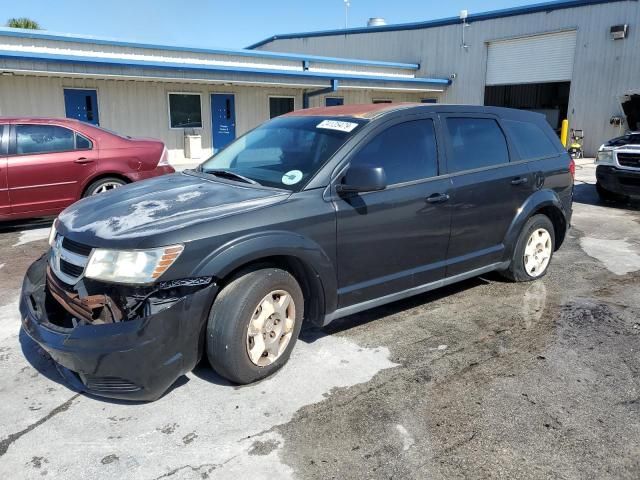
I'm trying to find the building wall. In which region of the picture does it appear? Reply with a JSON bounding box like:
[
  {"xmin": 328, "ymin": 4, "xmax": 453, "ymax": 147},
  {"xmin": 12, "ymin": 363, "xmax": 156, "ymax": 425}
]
[
  {"xmin": 256, "ymin": 0, "xmax": 640, "ymax": 155},
  {"xmin": 0, "ymin": 74, "xmax": 422, "ymax": 163}
]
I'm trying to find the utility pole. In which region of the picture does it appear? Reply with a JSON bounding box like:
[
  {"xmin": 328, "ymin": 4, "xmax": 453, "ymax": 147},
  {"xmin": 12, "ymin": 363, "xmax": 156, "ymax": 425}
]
[{"xmin": 344, "ymin": 0, "xmax": 350, "ymax": 29}]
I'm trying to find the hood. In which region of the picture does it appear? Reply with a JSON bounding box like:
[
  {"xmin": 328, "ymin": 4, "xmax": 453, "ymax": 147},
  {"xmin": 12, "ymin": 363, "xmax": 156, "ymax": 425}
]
[
  {"xmin": 58, "ymin": 172, "xmax": 289, "ymax": 243},
  {"xmin": 603, "ymin": 132, "xmax": 640, "ymax": 148},
  {"xmin": 620, "ymin": 93, "xmax": 640, "ymax": 131}
]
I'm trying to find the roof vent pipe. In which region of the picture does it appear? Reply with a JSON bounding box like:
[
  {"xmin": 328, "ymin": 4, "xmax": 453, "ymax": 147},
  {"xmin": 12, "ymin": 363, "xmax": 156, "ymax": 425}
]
[{"xmin": 367, "ymin": 17, "xmax": 387, "ymax": 27}]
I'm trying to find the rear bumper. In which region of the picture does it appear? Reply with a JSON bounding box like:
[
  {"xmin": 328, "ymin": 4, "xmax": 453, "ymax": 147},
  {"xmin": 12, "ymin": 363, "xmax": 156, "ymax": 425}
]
[
  {"xmin": 596, "ymin": 165, "xmax": 640, "ymax": 198},
  {"xmin": 20, "ymin": 255, "xmax": 217, "ymax": 401}
]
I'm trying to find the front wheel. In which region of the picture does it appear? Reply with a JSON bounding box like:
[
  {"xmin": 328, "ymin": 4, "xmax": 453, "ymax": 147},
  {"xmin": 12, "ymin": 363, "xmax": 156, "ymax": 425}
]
[
  {"xmin": 500, "ymin": 214, "xmax": 555, "ymax": 282},
  {"xmin": 206, "ymin": 268, "xmax": 304, "ymax": 384}
]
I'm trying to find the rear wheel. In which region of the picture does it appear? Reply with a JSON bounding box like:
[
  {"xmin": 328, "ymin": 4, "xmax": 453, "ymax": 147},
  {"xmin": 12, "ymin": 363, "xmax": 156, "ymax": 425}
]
[
  {"xmin": 501, "ymin": 214, "xmax": 555, "ymax": 282},
  {"xmin": 83, "ymin": 177, "xmax": 127, "ymax": 197},
  {"xmin": 206, "ymin": 268, "xmax": 304, "ymax": 384}
]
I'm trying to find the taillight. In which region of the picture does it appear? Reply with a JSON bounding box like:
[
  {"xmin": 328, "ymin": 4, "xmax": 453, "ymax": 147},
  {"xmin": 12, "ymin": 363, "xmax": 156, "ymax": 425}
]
[
  {"xmin": 569, "ymin": 158, "xmax": 575, "ymax": 180},
  {"xmin": 158, "ymin": 146, "xmax": 169, "ymax": 166}
]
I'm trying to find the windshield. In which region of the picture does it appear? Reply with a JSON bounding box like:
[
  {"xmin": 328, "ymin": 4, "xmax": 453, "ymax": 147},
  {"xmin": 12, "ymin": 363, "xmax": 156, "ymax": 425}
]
[{"xmin": 199, "ymin": 116, "xmax": 366, "ymax": 191}]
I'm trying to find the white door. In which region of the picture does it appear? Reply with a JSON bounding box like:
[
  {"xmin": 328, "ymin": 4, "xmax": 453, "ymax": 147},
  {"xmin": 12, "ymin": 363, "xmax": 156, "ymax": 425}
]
[{"xmin": 486, "ymin": 30, "xmax": 577, "ymax": 86}]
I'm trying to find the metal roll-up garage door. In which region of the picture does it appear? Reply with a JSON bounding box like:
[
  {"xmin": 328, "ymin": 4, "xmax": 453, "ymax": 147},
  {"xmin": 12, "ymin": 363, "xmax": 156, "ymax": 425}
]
[{"xmin": 486, "ymin": 30, "xmax": 577, "ymax": 85}]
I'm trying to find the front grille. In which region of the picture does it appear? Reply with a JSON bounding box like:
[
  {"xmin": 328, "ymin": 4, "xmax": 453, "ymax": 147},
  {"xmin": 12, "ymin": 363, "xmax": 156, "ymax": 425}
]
[
  {"xmin": 50, "ymin": 235, "xmax": 91, "ymax": 285},
  {"xmin": 62, "ymin": 237, "xmax": 93, "ymax": 256},
  {"xmin": 83, "ymin": 376, "xmax": 142, "ymax": 393},
  {"xmin": 617, "ymin": 152, "xmax": 640, "ymax": 168},
  {"xmin": 60, "ymin": 259, "xmax": 84, "ymax": 277}
]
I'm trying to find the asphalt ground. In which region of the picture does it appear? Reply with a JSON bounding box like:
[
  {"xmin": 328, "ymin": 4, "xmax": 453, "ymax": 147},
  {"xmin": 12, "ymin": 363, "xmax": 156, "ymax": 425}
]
[{"xmin": 0, "ymin": 158, "xmax": 638, "ymax": 479}]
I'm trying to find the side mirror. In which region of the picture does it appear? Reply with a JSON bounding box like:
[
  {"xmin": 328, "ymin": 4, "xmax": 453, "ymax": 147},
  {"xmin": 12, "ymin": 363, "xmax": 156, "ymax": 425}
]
[{"xmin": 336, "ymin": 164, "xmax": 387, "ymax": 194}]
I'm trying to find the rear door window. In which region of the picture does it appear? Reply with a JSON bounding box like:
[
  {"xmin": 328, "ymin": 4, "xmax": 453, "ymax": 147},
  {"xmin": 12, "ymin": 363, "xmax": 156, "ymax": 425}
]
[
  {"xmin": 446, "ymin": 118, "xmax": 509, "ymax": 172},
  {"xmin": 15, "ymin": 125, "xmax": 75, "ymax": 155},
  {"xmin": 349, "ymin": 119, "xmax": 439, "ymax": 185},
  {"xmin": 503, "ymin": 119, "xmax": 559, "ymax": 160}
]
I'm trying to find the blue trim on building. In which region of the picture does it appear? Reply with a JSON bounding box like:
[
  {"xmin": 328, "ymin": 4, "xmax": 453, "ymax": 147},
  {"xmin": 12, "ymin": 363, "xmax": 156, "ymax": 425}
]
[
  {"xmin": 0, "ymin": 50, "xmax": 450, "ymax": 87},
  {"xmin": 247, "ymin": 0, "xmax": 630, "ymax": 49},
  {"xmin": 0, "ymin": 27, "xmax": 419, "ymax": 70}
]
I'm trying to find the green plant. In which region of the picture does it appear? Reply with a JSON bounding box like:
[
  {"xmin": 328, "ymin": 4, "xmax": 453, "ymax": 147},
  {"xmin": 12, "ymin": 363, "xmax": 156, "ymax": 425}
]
[{"xmin": 6, "ymin": 18, "xmax": 41, "ymax": 29}]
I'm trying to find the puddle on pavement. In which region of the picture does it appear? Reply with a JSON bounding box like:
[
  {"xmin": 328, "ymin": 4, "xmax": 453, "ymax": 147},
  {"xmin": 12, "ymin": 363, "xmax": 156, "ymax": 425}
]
[
  {"xmin": 579, "ymin": 237, "xmax": 640, "ymax": 275},
  {"xmin": 12, "ymin": 228, "xmax": 49, "ymax": 247}
]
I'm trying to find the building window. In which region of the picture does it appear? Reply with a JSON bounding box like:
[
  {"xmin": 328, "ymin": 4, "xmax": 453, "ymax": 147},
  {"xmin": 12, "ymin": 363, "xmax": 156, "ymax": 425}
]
[
  {"xmin": 270, "ymin": 97, "xmax": 295, "ymax": 119},
  {"xmin": 325, "ymin": 97, "xmax": 344, "ymax": 107},
  {"xmin": 421, "ymin": 98, "xmax": 438, "ymax": 104},
  {"xmin": 372, "ymin": 99, "xmax": 392, "ymax": 104},
  {"xmin": 168, "ymin": 93, "xmax": 202, "ymax": 129}
]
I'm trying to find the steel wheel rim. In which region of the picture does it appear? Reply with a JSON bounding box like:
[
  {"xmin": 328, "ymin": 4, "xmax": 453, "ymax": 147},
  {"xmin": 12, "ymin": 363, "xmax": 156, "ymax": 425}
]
[
  {"xmin": 246, "ymin": 290, "xmax": 296, "ymax": 367},
  {"xmin": 524, "ymin": 228, "xmax": 552, "ymax": 277},
  {"xmin": 92, "ymin": 182, "xmax": 122, "ymax": 195}
]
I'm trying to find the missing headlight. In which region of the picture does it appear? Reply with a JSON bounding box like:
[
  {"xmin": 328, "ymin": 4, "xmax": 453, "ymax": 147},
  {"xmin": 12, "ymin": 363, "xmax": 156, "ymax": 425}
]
[{"xmin": 46, "ymin": 269, "xmax": 214, "ymax": 327}]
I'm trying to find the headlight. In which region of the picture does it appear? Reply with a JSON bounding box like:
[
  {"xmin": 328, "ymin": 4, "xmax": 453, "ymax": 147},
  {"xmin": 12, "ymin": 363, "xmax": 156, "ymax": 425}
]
[
  {"xmin": 48, "ymin": 219, "xmax": 58, "ymax": 247},
  {"xmin": 596, "ymin": 150, "xmax": 614, "ymax": 165},
  {"xmin": 85, "ymin": 244, "xmax": 184, "ymax": 284}
]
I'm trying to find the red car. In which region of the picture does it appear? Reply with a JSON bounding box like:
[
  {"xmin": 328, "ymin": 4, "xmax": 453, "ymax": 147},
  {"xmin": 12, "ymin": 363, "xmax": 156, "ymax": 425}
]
[{"xmin": 0, "ymin": 117, "xmax": 174, "ymax": 221}]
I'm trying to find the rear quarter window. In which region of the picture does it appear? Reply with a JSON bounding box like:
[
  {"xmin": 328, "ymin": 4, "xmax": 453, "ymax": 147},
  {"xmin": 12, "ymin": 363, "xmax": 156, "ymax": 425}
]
[
  {"xmin": 503, "ymin": 119, "xmax": 559, "ymax": 160},
  {"xmin": 75, "ymin": 133, "xmax": 93, "ymax": 149}
]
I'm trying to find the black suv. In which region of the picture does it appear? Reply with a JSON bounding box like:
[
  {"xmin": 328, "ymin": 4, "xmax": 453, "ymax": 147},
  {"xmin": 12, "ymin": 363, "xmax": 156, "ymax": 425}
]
[{"xmin": 20, "ymin": 104, "xmax": 574, "ymax": 401}]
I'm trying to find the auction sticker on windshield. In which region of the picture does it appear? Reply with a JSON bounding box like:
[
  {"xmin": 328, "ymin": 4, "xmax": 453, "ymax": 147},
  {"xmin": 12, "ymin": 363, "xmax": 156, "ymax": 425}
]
[
  {"xmin": 316, "ymin": 120, "xmax": 359, "ymax": 133},
  {"xmin": 282, "ymin": 170, "xmax": 304, "ymax": 185}
]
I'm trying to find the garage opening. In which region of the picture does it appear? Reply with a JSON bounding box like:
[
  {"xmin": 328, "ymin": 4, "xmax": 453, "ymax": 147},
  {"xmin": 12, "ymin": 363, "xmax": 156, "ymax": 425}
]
[
  {"xmin": 484, "ymin": 82, "xmax": 570, "ymax": 133},
  {"xmin": 484, "ymin": 30, "xmax": 576, "ymax": 134}
]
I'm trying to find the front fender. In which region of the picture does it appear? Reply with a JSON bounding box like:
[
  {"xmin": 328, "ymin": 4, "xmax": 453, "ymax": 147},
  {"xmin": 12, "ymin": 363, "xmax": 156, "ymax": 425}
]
[
  {"xmin": 503, "ymin": 189, "xmax": 568, "ymax": 260},
  {"xmin": 192, "ymin": 230, "xmax": 338, "ymax": 316}
]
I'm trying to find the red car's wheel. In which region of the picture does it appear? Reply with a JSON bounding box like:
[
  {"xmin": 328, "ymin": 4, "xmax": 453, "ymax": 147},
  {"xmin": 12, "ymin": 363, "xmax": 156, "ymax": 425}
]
[{"xmin": 83, "ymin": 177, "xmax": 127, "ymax": 197}]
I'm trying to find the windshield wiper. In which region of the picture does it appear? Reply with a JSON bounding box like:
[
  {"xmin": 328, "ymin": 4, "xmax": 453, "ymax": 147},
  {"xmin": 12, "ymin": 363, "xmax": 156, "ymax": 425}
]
[{"xmin": 201, "ymin": 169, "xmax": 261, "ymax": 186}]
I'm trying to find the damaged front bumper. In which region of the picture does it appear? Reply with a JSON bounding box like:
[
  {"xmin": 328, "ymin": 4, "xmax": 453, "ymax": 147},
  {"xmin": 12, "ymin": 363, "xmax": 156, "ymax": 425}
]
[{"xmin": 20, "ymin": 254, "xmax": 218, "ymax": 401}]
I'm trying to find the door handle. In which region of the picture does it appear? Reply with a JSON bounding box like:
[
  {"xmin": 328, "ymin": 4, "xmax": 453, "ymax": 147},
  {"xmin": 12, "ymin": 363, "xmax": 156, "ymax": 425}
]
[
  {"xmin": 510, "ymin": 177, "xmax": 528, "ymax": 186},
  {"xmin": 74, "ymin": 157, "xmax": 94, "ymax": 164},
  {"xmin": 426, "ymin": 193, "xmax": 450, "ymax": 204}
]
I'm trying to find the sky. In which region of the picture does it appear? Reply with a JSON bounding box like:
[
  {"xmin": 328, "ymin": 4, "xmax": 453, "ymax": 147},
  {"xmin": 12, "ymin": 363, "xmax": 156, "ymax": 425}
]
[{"xmin": 2, "ymin": 0, "xmax": 541, "ymax": 50}]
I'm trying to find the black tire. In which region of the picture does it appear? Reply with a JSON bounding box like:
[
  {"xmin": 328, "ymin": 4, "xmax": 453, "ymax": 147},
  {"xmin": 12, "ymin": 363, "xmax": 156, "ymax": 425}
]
[
  {"xmin": 206, "ymin": 268, "xmax": 304, "ymax": 384},
  {"xmin": 500, "ymin": 214, "xmax": 555, "ymax": 282},
  {"xmin": 83, "ymin": 177, "xmax": 127, "ymax": 197},
  {"xmin": 596, "ymin": 182, "xmax": 627, "ymax": 203}
]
